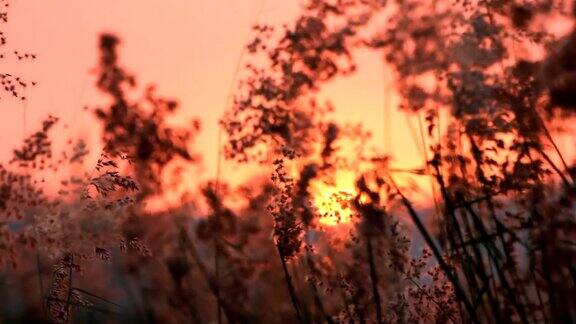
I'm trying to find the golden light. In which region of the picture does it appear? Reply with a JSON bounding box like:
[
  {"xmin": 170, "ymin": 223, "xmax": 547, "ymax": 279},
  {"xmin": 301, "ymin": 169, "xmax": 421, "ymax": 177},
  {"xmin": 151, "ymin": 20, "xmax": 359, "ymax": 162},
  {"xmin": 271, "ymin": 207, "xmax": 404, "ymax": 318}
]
[{"xmin": 312, "ymin": 169, "xmax": 358, "ymax": 226}]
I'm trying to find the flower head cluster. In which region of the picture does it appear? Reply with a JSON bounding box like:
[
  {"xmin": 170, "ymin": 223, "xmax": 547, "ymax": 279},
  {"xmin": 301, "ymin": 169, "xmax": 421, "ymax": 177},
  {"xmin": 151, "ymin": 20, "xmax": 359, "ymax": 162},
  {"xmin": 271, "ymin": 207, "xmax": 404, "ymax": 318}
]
[{"xmin": 268, "ymin": 147, "xmax": 303, "ymax": 261}]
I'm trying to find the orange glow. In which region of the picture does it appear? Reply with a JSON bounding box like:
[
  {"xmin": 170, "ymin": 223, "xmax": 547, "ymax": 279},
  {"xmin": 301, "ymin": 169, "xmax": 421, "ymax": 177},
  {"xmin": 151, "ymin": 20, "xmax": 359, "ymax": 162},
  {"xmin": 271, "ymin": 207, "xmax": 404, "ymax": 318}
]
[
  {"xmin": 312, "ymin": 170, "xmax": 357, "ymax": 226},
  {"xmin": 4, "ymin": 0, "xmax": 573, "ymax": 214}
]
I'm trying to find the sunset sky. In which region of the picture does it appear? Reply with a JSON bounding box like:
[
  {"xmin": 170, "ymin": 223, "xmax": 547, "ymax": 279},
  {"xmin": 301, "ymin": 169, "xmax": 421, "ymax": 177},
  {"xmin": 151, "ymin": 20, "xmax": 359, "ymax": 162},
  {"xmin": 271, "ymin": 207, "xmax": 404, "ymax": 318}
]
[{"xmin": 0, "ymin": 0, "xmax": 458, "ymax": 205}]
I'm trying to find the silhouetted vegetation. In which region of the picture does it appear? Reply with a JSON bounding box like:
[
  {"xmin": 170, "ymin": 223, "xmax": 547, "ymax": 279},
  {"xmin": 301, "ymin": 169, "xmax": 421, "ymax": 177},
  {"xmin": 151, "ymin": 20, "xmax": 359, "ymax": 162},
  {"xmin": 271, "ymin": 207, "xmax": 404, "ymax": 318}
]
[{"xmin": 0, "ymin": 0, "xmax": 575, "ymax": 323}]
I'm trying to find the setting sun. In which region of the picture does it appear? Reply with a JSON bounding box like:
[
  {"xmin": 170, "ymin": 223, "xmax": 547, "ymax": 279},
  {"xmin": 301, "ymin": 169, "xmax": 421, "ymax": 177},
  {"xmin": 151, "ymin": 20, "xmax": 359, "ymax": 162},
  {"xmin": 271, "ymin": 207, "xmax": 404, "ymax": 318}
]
[{"xmin": 312, "ymin": 170, "xmax": 357, "ymax": 226}]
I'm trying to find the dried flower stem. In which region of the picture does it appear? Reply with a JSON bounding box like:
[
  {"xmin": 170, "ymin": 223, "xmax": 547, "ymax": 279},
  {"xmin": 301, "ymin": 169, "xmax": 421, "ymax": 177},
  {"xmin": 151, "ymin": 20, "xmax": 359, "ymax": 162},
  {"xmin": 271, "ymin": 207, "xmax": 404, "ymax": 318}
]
[
  {"xmin": 365, "ymin": 237, "xmax": 383, "ymax": 324},
  {"xmin": 278, "ymin": 253, "xmax": 306, "ymax": 324}
]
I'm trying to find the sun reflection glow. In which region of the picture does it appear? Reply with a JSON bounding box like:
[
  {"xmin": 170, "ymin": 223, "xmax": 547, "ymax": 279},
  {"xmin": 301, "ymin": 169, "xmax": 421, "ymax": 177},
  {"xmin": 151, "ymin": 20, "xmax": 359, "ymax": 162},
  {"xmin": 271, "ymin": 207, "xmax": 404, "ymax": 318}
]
[{"xmin": 312, "ymin": 170, "xmax": 358, "ymax": 226}]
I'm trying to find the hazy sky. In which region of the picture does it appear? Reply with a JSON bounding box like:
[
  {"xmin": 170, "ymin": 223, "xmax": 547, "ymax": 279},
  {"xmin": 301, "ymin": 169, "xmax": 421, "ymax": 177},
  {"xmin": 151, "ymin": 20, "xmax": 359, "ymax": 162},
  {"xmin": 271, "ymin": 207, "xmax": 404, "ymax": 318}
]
[{"xmin": 0, "ymin": 0, "xmax": 428, "ymax": 198}]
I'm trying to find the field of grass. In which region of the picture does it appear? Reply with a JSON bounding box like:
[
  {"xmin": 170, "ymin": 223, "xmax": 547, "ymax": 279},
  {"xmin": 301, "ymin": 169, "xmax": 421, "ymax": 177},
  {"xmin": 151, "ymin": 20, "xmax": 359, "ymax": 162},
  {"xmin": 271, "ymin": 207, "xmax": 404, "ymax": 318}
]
[{"xmin": 0, "ymin": 0, "xmax": 575, "ymax": 323}]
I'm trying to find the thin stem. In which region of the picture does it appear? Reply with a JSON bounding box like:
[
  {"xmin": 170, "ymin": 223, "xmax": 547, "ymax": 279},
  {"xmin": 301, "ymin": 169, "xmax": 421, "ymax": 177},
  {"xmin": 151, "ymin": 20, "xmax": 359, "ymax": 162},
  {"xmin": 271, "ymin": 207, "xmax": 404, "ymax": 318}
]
[
  {"xmin": 279, "ymin": 253, "xmax": 306, "ymax": 324},
  {"xmin": 66, "ymin": 253, "xmax": 74, "ymax": 323},
  {"xmin": 36, "ymin": 252, "xmax": 46, "ymax": 317},
  {"xmin": 177, "ymin": 222, "xmax": 241, "ymax": 323},
  {"xmin": 366, "ymin": 237, "xmax": 383, "ymax": 324},
  {"xmin": 214, "ymin": 234, "xmax": 222, "ymax": 324},
  {"xmin": 304, "ymin": 251, "xmax": 333, "ymax": 323}
]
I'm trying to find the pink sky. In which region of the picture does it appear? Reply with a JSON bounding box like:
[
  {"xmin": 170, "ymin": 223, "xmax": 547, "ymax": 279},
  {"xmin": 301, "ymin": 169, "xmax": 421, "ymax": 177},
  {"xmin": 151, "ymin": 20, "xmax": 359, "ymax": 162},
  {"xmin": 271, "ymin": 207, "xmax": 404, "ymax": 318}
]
[{"xmin": 0, "ymin": 0, "xmax": 437, "ymax": 204}]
